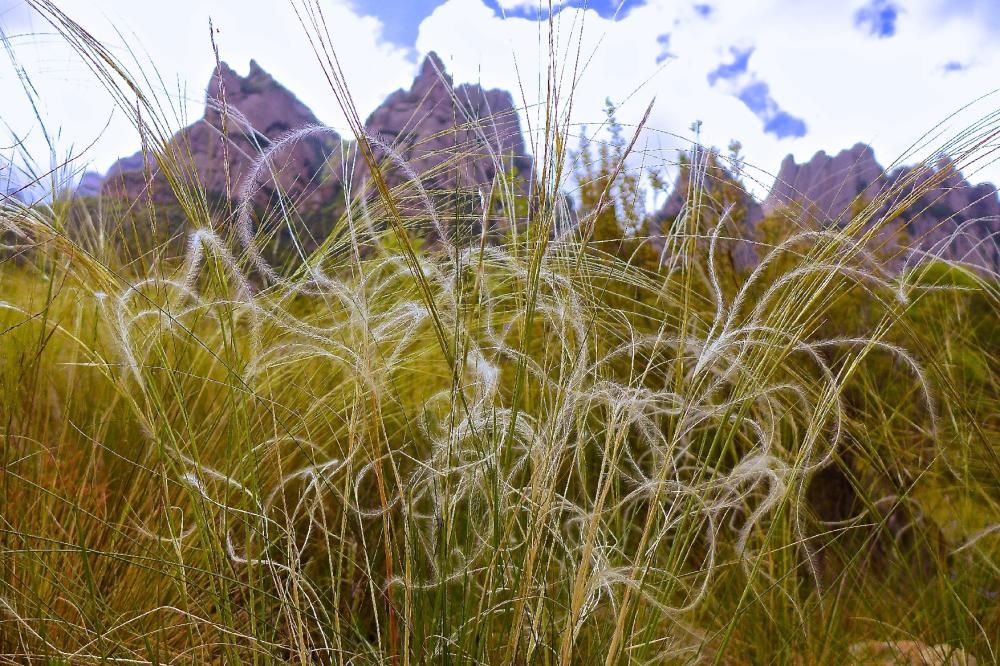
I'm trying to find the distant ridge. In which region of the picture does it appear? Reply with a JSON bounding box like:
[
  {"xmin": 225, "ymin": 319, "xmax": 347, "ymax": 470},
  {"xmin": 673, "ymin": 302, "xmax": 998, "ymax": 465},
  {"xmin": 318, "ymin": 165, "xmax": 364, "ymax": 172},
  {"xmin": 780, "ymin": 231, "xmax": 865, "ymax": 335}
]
[
  {"xmin": 92, "ymin": 55, "xmax": 998, "ymax": 271},
  {"xmin": 652, "ymin": 142, "xmax": 1000, "ymax": 272}
]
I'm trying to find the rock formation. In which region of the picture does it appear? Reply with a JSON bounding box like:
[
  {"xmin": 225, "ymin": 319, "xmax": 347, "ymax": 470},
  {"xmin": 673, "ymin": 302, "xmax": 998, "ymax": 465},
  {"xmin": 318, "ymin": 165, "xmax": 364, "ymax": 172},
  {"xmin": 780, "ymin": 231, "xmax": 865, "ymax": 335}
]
[
  {"xmin": 358, "ymin": 53, "xmax": 532, "ymax": 195},
  {"xmin": 101, "ymin": 59, "xmax": 341, "ymax": 211},
  {"xmin": 75, "ymin": 171, "xmax": 104, "ymax": 198},
  {"xmin": 764, "ymin": 143, "xmax": 883, "ymax": 223},
  {"xmin": 94, "ymin": 51, "xmax": 999, "ymax": 272},
  {"xmin": 885, "ymin": 159, "xmax": 1000, "ymax": 270},
  {"xmin": 654, "ymin": 148, "xmax": 762, "ymax": 270},
  {"xmin": 100, "ymin": 53, "xmax": 532, "ymax": 234},
  {"xmin": 763, "ymin": 144, "xmax": 1000, "ymax": 271},
  {"xmin": 657, "ymin": 150, "xmax": 762, "ymax": 225}
]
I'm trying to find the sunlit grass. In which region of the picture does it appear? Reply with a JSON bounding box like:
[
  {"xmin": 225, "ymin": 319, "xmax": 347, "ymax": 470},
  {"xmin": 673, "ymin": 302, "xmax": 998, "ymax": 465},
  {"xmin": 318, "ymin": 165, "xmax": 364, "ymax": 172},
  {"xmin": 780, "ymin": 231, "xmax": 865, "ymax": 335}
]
[{"xmin": 0, "ymin": 1, "xmax": 997, "ymax": 663}]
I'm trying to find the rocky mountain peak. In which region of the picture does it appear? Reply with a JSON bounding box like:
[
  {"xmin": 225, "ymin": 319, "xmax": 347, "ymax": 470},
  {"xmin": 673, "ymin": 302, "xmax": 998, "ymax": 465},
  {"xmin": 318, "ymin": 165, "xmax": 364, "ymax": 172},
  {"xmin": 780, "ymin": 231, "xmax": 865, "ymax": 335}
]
[
  {"xmin": 654, "ymin": 147, "xmax": 762, "ymax": 269},
  {"xmin": 100, "ymin": 52, "xmax": 532, "ymax": 242},
  {"xmin": 204, "ymin": 60, "xmax": 321, "ymax": 139},
  {"xmin": 75, "ymin": 171, "xmax": 104, "ymax": 198},
  {"xmin": 358, "ymin": 51, "xmax": 531, "ymax": 200},
  {"xmin": 764, "ymin": 142, "xmax": 883, "ymax": 223},
  {"xmin": 763, "ymin": 143, "xmax": 1000, "ymax": 271},
  {"xmin": 414, "ymin": 52, "xmax": 453, "ymax": 94},
  {"xmin": 102, "ymin": 59, "xmax": 338, "ymax": 207}
]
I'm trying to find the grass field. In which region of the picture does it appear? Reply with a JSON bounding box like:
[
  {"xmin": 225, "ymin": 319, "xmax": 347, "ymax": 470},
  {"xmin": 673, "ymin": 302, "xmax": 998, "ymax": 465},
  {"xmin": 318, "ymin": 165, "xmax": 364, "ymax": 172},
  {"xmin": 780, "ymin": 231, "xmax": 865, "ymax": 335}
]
[{"xmin": 1, "ymin": 1, "xmax": 998, "ymax": 663}]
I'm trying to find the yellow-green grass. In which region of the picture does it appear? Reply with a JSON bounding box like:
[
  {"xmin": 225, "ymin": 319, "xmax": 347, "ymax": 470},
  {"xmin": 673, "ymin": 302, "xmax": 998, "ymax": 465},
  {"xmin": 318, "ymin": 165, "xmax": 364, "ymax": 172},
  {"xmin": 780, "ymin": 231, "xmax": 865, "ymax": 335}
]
[{"xmin": 0, "ymin": 1, "xmax": 998, "ymax": 663}]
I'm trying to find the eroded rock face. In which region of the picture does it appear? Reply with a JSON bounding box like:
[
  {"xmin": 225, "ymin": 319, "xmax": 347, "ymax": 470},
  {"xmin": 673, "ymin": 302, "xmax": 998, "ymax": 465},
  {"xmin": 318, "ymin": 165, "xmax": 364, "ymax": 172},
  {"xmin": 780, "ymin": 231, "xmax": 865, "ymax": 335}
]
[
  {"xmin": 763, "ymin": 144, "xmax": 1000, "ymax": 271},
  {"xmin": 658, "ymin": 152, "xmax": 763, "ymax": 224},
  {"xmin": 101, "ymin": 60, "xmax": 342, "ymax": 210},
  {"xmin": 764, "ymin": 143, "xmax": 884, "ymax": 223},
  {"xmin": 884, "ymin": 159, "xmax": 1000, "ymax": 270},
  {"xmin": 100, "ymin": 54, "xmax": 532, "ymax": 235},
  {"xmin": 654, "ymin": 148, "xmax": 763, "ymax": 270},
  {"xmin": 357, "ymin": 53, "xmax": 532, "ymax": 199}
]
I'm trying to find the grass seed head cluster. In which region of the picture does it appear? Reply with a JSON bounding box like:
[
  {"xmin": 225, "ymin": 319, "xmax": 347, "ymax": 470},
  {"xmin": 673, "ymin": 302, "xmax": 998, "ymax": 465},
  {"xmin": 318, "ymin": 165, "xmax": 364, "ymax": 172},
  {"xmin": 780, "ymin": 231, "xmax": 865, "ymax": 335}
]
[{"xmin": 0, "ymin": 1, "xmax": 997, "ymax": 663}]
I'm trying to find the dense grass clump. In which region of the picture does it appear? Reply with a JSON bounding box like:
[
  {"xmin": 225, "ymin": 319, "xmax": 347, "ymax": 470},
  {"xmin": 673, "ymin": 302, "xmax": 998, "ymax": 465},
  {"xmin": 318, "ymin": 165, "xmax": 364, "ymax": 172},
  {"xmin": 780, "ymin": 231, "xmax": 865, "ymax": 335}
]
[{"xmin": 1, "ymin": 1, "xmax": 998, "ymax": 663}]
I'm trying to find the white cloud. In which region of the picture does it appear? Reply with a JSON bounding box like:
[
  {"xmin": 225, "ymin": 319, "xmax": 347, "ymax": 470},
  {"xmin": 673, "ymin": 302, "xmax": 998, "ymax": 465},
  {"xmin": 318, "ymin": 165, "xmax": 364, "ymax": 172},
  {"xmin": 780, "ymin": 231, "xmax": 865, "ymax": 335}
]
[
  {"xmin": 494, "ymin": 0, "xmax": 571, "ymax": 10},
  {"xmin": 0, "ymin": 0, "xmax": 33, "ymax": 27}
]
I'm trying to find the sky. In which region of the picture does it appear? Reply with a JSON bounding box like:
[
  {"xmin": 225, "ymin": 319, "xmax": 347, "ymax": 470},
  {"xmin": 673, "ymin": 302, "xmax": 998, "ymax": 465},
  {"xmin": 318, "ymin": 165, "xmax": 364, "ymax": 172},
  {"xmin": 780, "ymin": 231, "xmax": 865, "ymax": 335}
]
[{"xmin": 2, "ymin": 0, "xmax": 1000, "ymax": 200}]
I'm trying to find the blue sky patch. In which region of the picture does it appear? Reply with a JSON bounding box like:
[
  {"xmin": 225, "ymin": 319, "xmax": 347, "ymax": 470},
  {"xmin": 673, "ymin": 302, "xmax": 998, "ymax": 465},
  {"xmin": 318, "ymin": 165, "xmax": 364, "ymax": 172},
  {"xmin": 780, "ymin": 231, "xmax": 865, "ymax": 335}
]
[
  {"xmin": 351, "ymin": 1, "xmax": 643, "ymax": 48},
  {"xmin": 694, "ymin": 3, "xmax": 713, "ymax": 18},
  {"xmin": 736, "ymin": 81, "xmax": 807, "ymax": 139},
  {"xmin": 705, "ymin": 47, "xmax": 806, "ymax": 139},
  {"xmin": 854, "ymin": 0, "xmax": 900, "ymax": 38},
  {"xmin": 350, "ymin": 0, "xmax": 446, "ymax": 49},
  {"xmin": 656, "ymin": 33, "xmax": 675, "ymax": 64},
  {"xmin": 737, "ymin": 81, "xmax": 770, "ymax": 115},
  {"xmin": 483, "ymin": 0, "xmax": 645, "ymax": 21},
  {"xmin": 707, "ymin": 47, "xmax": 753, "ymax": 85},
  {"xmin": 764, "ymin": 111, "xmax": 808, "ymax": 140}
]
